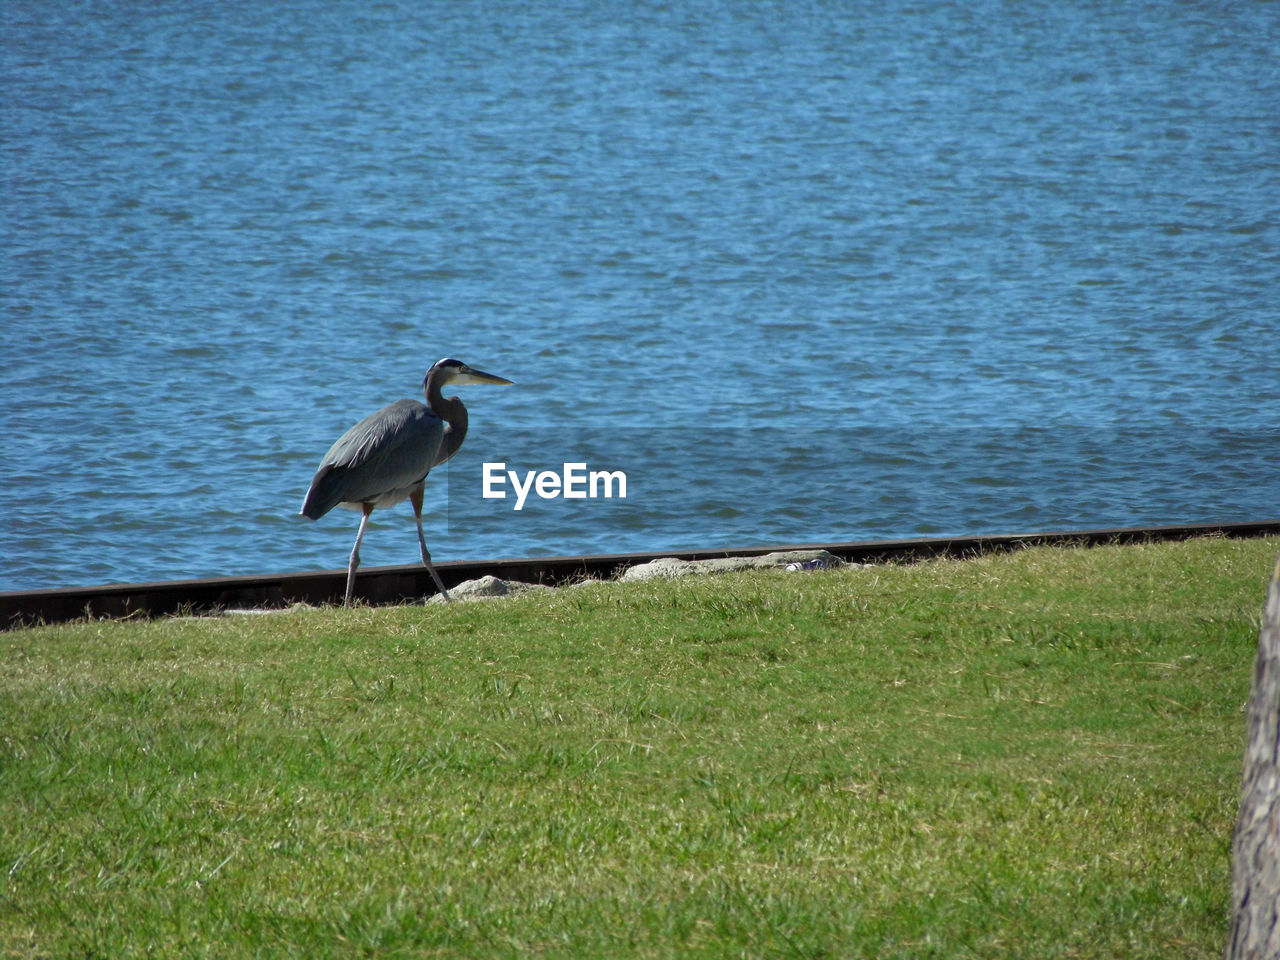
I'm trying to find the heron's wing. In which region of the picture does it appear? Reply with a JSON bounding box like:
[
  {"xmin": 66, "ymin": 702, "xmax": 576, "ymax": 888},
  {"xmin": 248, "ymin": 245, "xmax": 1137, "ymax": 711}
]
[{"xmin": 300, "ymin": 399, "xmax": 446, "ymax": 518}]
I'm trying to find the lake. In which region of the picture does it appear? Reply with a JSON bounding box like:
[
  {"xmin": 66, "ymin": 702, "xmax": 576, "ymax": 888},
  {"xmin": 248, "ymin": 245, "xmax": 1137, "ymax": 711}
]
[{"xmin": 3, "ymin": 1, "xmax": 1278, "ymax": 590}]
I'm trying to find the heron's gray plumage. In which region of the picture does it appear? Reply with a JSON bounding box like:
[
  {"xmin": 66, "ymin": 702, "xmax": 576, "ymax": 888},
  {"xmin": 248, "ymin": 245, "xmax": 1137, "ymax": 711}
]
[
  {"xmin": 299, "ymin": 357, "xmax": 513, "ymax": 605},
  {"xmin": 300, "ymin": 399, "xmax": 447, "ymax": 520}
]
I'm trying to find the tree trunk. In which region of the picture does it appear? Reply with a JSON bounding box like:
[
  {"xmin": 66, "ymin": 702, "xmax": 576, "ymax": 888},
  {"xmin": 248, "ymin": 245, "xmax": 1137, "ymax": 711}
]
[{"xmin": 1226, "ymin": 556, "xmax": 1280, "ymax": 960}]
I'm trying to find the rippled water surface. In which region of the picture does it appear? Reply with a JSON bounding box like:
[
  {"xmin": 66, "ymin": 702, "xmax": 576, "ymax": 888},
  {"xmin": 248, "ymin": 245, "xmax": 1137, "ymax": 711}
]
[{"xmin": 4, "ymin": 2, "xmax": 1278, "ymax": 589}]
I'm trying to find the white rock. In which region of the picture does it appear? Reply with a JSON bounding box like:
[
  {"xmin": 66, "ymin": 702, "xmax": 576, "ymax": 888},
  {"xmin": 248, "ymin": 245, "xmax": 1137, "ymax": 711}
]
[
  {"xmin": 427, "ymin": 576, "xmax": 551, "ymax": 603},
  {"xmin": 619, "ymin": 550, "xmax": 840, "ymax": 582}
]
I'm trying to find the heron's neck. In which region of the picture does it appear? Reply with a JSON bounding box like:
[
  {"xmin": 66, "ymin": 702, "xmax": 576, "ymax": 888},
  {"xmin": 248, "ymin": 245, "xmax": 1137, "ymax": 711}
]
[{"xmin": 426, "ymin": 381, "xmax": 469, "ymax": 457}]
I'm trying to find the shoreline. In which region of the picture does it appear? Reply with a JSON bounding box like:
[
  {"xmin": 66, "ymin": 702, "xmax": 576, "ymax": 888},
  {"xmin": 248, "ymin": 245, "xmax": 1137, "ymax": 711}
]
[{"xmin": 4, "ymin": 520, "xmax": 1279, "ymax": 628}]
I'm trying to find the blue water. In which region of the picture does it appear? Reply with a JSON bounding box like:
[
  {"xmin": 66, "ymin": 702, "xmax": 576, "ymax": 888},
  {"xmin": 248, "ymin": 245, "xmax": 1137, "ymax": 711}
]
[{"xmin": 3, "ymin": 1, "xmax": 1278, "ymax": 590}]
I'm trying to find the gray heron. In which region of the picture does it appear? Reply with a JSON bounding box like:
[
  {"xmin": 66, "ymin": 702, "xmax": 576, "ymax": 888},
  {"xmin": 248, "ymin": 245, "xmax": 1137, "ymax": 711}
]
[{"xmin": 300, "ymin": 358, "xmax": 513, "ymax": 605}]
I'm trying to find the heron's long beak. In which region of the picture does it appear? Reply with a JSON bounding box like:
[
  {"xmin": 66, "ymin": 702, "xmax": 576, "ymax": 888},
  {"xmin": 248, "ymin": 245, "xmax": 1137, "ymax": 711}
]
[{"xmin": 457, "ymin": 366, "xmax": 514, "ymax": 386}]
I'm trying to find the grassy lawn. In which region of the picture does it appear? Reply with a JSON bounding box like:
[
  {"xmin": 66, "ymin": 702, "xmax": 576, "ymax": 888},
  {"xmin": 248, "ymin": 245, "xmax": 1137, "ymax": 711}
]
[{"xmin": 2, "ymin": 536, "xmax": 1276, "ymax": 958}]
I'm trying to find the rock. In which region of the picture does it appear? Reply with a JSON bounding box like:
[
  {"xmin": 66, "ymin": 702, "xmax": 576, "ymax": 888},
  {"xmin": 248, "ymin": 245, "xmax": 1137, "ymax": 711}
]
[
  {"xmin": 619, "ymin": 558, "xmax": 700, "ymax": 582},
  {"xmin": 427, "ymin": 576, "xmax": 551, "ymax": 603},
  {"xmin": 620, "ymin": 550, "xmax": 841, "ymax": 582}
]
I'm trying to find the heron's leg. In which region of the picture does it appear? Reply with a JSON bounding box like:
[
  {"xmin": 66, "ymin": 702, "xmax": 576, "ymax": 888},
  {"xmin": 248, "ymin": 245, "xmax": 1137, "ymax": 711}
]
[
  {"xmin": 345, "ymin": 504, "xmax": 374, "ymax": 606},
  {"xmin": 410, "ymin": 487, "xmax": 452, "ymax": 602}
]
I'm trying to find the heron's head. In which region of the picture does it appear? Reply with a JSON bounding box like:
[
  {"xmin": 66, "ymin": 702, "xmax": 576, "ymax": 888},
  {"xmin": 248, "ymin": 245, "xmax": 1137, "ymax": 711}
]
[{"xmin": 426, "ymin": 358, "xmax": 514, "ymax": 388}]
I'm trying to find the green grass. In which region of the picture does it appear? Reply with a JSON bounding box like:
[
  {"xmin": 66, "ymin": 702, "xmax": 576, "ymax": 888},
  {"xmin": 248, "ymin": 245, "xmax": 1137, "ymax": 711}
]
[{"xmin": 2, "ymin": 536, "xmax": 1276, "ymax": 959}]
